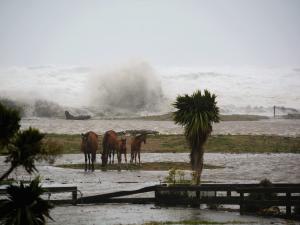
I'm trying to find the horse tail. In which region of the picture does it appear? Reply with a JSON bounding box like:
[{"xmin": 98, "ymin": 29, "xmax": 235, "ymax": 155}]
[
  {"xmin": 102, "ymin": 132, "xmax": 108, "ymax": 155},
  {"xmin": 102, "ymin": 132, "xmax": 109, "ymax": 165}
]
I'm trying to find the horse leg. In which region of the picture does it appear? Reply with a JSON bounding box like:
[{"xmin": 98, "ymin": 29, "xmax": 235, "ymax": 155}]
[
  {"xmin": 130, "ymin": 152, "xmax": 133, "ymax": 163},
  {"xmin": 112, "ymin": 149, "xmax": 115, "ymax": 164},
  {"xmin": 88, "ymin": 153, "xmax": 91, "ymax": 171},
  {"xmin": 91, "ymin": 153, "xmax": 95, "ymax": 171},
  {"xmin": 108, "ymin": 150, "xmax": 112, "ymax": 164},
  {"xmin": 84, "ymin": 153, "xmax": 87, "ymax": 171},
  {"xmin": 117, "ymin": 151, "xmax": 121, "ymax": 164},
  {"xmin": 138, "ymin": 150, "xmax": 141, "ymax": 165},
  {"xmin": 125, "ymin": 152, "xmax": 127, "ymax": 164}
]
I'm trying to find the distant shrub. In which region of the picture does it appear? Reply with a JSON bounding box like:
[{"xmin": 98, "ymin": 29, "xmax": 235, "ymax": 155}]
[
  {"xmin": 164, "ymin": 168, "xmax": 191, "ymax": 185},
  {"xmin": 39, "ymin": 139, "xmax": 63, "ymax": 164}
]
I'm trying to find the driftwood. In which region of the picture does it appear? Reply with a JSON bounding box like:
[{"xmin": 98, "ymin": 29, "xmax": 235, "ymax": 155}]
[{"xmin": 65, "ymin": 111, "xmax": 91, "ymax": 120}]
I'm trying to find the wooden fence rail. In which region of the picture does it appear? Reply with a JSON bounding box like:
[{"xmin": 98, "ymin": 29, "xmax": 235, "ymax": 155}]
[
  {"xmin": 1, "ymin": 183, "xmax": 299, "ymax": 217},
  {"xmin": 0, "ymin": 185, "xmax": 78, "ymax": 205}
]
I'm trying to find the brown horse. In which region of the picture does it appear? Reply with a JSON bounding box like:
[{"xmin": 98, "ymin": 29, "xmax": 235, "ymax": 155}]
[
  {"xmin": 130, "ymin": 134, "xmax": 147, "ymax": 164},
  {"xmin": 119, "ymin": 138, "xmax": 127, "ymax": 163},
  {"xmin": 102, "ymin": 130, "xmax": 126, "ymax": 166},
  {"xmin": 81, "ymin": 131, "xmax": 98, "ymax": 171}
]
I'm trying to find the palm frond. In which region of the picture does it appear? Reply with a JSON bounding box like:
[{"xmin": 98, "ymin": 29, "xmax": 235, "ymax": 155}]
[
  {"xmin": 7, "ymin": 128, "xmax": 44, "ymax": 173},
  {"xmin": 0, "ymin": 103, "xmax": 21, "ymax": 148},
  {"xmin": 0, "ymin": 177, "xmax": 53, "ymax": 225}
]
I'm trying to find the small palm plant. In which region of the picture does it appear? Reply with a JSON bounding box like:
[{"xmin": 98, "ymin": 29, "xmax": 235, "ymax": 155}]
[
  {"xmin": 173, "ymin": 90, "xmax": 219, "ymax": 184},
  {"xmin": 0, "ymin": 128, "xmax": 45, "ymax": 181},
  {"xmin": 0, "ymin": 103, "xmax": 20, "ymax": 148},
  {"xmin": 0, "ymin": 177, "xmax": 53, "ymax": 225}
]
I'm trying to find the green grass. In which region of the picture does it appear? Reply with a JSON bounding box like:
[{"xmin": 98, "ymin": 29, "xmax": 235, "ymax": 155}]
[
  {"xmin": 1, "ymin": 134, "xmax": 299, "ymax": 155},
  {"xmin": 146, "ymin": 134, "xmax": 300, "ymax": 154},
  {"xmin": 56, "ymin": 162, "xmax": 223, "ymax": 171}
]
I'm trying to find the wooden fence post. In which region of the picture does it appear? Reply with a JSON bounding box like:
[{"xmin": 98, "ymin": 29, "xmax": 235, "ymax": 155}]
[
  {"xmin": 286, "ymin": 192, "xmax": 291, "ymax": 216},
  {"xmin": 240, "ymin": 192, "xmax": 245, "ymax": 215},
  {"xmin": 72, "ymin": 190, "xmax": 77, "ymax": 205}
]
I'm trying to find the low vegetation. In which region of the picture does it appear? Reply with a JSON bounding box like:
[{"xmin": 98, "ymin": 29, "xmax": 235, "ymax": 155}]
[
  {"xmin": 4, "ymin": 134, "xmax": 297, "ymax": 155},
  {"xmin": 56, "ymin": 162, "xmax": 223, "ymax": 171}
]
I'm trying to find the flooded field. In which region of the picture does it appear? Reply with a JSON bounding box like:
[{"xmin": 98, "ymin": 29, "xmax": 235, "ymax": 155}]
[
  {"xmin": 2, "ymin": 118, "xmax": 300, "ymax": 224},
  {"xmin": 1, "ymin": 153, "xmax": 299, "ymax": 224},
  {"xmin": 21, "ymin": 118, "xmax": 300, "ymax": 136}
]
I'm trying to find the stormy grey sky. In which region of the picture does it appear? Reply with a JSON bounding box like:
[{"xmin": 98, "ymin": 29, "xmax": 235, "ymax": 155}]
[{"xmin": 0, "ymin": 0, "xmax": 300, "ymax": 68}]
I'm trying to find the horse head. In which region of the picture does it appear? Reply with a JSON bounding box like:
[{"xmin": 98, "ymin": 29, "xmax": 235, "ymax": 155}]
[
  {"xmin": 140, "ymin": 134, "xmax": 147, "ymax": 144},
  {"xmin": 135, "ymin": 134, "xmax": 147, "ymax": 144},
  {"xmin": 121, "ymin": 137, "xmax": 126, "ymax": 145},
  {"xmin": 81, "ymin": 133, "xmax": 89, "ymax": 149}
]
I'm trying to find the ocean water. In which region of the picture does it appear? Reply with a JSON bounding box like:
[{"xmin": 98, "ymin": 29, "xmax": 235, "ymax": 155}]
[
  {"xmin": 20, "ymin": 117, "xmax": 300, "ymax": 136},
  {"xmin": 0, "ymin": 64, "xmax": 300, "ymax": 115}
]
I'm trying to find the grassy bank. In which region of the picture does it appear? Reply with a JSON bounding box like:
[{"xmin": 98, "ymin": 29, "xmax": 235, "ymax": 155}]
[
  {"xmin": 37, "ymin": 134, "xmax": 300, "ymax": 154},
  {"xmin": 56, "ymin": 162, "xmax": 223, "ymax": 171},
  {"xmin": 0, "ymin": 134, "xmax": 299, "ymax": 155}
]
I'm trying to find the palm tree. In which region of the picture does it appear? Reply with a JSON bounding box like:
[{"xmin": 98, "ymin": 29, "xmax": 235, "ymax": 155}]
[
  {"xmin": 0, "ymin": 102, "xmax": 20, "ymax": 148},
  {"xmin": 0, "ymin": 128, "xmax": 45, "ymax": 181},
  {"xmin": 173, "ymin": 90, "xmax": 220, "ymax": 184},
  {"xmin": 0, "ymin": 177, "xmax": 53, "ymax": 225}
]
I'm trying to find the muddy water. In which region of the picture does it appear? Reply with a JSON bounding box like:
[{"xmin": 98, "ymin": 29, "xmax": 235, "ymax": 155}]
[
  {"xmin": 20, "ymin": 118, "xmax": 300, "ymax": 136},
  {"xmin": 1, "ymin": 153, "xmax": 299, "ymax": 224},
  {"xmin": 49, "ymin": 205, "xmax": 291, "ymax": 225}
]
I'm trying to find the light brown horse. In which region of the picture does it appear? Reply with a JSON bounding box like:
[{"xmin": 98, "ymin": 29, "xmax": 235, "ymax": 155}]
[
  {"xmin": 130, "ymin": 134, "xmax": 147, "ymax": 164},
  {"xmin": 81, "ymin": 131, "xmax": 98, "ymax": 171},
  {"xmin": 102, "ymin": 130, "xmax": 126, "ymax": 166}
]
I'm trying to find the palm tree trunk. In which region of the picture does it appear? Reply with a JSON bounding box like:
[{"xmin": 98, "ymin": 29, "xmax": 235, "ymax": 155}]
[
  {"xmin": 0, "ymin": 165, "xmax": 15, "ymax": 181},
  {"xmin": 191, "ymin": 146, "xmax": 204, "ymax": 185}
]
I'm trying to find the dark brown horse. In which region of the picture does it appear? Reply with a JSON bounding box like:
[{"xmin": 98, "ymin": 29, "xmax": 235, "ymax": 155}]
[
  {"xmin": 81, "ymin": 131, "xmax": 98, "ymax": 171},
  {"xmin": 102, "ymin": 130, "xmax": 126, "ymax": 166},
  {"xmin": 130, "ymin": 134, "xmax": 147, "ymax": 164}
]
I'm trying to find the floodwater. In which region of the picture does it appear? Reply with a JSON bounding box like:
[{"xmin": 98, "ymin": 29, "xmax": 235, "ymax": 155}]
[
  {"xmin": 21, "ymin": 118, "xmax": 300, "ymax": 136},
  {"xmin": 2, "ymin": 119, "xmax": 300, "ymax": 224},
  {"xmin": 1, "ymin": 153, "xmax": 300, "ymax": 224}
]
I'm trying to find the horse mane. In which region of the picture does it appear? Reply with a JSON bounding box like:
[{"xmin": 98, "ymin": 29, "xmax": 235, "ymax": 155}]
[{"xmin": 135, "ymin": 133, "xmax": 147, "ymax": 141}]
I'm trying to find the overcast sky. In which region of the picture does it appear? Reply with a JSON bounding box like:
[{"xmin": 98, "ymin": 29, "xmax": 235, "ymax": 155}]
[{"xmin": 0, "ymin": 0, "xmax": 300, "ymax": 68}]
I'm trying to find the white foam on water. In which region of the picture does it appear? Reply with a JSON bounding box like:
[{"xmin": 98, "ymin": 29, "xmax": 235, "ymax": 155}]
[{"xmin": 1, "ymin": 63, "xmax": 299, "ymax": 115}]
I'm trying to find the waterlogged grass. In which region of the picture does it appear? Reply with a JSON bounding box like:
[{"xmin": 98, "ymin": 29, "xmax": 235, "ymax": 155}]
[
  {"xmin": 25, "ymin": 134, "xmax": 300, "ymax": 154},
  {"xmin": 141, "ymin": 220, "xmax": 255, "ymax": 225},
  {"xmin": 1, "ymin": 134, "xmax": 299, "ymax": 155},
  {"xmin": 56, "ymin": 162, "xmax": 223, "ymax": 171}
]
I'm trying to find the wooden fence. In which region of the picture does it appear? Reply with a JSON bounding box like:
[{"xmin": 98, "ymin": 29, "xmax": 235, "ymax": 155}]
[{"xmin": 1, "ymin": 183, "xmax": 299, "ymax": 217}]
